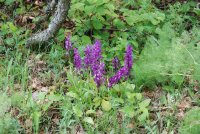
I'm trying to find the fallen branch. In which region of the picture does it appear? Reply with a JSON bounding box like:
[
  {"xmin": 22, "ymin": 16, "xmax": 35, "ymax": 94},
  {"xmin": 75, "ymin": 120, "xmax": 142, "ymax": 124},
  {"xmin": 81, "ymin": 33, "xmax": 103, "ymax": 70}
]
[{"xmin": 26, "ymin": 0, "xmax": 71, "ymax": 46}]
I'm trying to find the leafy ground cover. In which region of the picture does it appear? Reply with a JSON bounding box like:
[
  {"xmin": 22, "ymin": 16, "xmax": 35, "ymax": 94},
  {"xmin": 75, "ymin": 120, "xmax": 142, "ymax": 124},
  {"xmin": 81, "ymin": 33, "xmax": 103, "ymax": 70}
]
[{"xmin": 0, "ymin": 0, "xmax": 200, "ymax": 133}]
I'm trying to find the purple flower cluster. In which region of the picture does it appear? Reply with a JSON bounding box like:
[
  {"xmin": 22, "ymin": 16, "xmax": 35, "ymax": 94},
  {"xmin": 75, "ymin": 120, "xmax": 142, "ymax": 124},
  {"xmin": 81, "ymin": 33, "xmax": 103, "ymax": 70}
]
[
  {"xmin": 108, "ymin": 45, "xmax": 133, "ymax": 87},
  {"xmin": 83, "ymin": 40, "xmax": 105, "ymax": 87},
  {"xmin": 124, "ymin": 45, "xmax": 133, "ymax": 75},
  {"xmin": 84, "ymin": 40, "xmax": 102, "ymax": 68},
  {"xmin": 64, "ymin": 35, "xmax": 72, "ymax": 51},
  {"xmin": 108, "ymin": 67, "xmax": 128, "ymax": 87},
  {"xmin": 84, "ymin": 45, "xmax": 93, "ymax": 68},
  {"xmin": 112, "ymin": 57, "xmax": 120, "ymax": 71},
  {"xmin": 73, "ymin": 48, "xmax": 82, "ymax": 70},
  {"xmin": 93, "ymin": 62, "xmax": 105, "ymax": 87},
  {"xmin": 64, "ymin": 36, "xmax": 133, "ymax": 88},
  {"xmin": 92, "ymin": 40, "xmax": 102, "ymax": 62}
]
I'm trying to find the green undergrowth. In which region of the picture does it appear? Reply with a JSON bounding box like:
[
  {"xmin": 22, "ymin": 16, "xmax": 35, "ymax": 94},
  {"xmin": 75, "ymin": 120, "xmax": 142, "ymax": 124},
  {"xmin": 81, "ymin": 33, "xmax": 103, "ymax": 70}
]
[
  {"xmin": 179, "ymin": 107, "xmax": 200, "ymax": 134},
  {"xmin": 0, "ymin": 51, "xmax": 151, "ymax": 133},
  {"xmin": 134, "ymin": 24, "xmax": 200, "ymax": 88},
  {"xmin": 0, "ymin": 0, "xmax": 200, "ymax": 133}
]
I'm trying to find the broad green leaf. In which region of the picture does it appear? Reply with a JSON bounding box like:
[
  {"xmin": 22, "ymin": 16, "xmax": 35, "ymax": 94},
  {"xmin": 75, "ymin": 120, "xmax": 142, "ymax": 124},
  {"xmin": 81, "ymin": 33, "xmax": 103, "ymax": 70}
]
[
  {"xmin": 5, "ymin": 0, "xmax": 14, "ymax": 5},
  {"xmin": 139, "ymin": 99, "xmax": 151, "ymax": 108},
  {"xmin": 125, "ymin": 16, "xmax": 134, "ymax": 26},
  {"xmin": 101, "ymin": 100, "xmax": 112, "ymax": 111},
  {"xmin": 126, "ymin": 92, "xmax": 135, "ymax": 103},
  {"xmin": 5, "ymin": 38, "xmax": 14, "ymax": 46},
  {"xmin": 48, "ymin": 93, "xmax": 61, "ymax": 101},
  {"xmin": 72, "ymin": 3, "xmax": 85, "ymax": 9},
  {"xmin": 86, "ymin": 110, "xmax": 96, "ymax": 115},
  {"xmin": 8, "ymin": 22, "xmax": 18, "ymax": 32},
  {"xmin": 106, "ymin": 3, "xmax": 115, "ymax": 11},
  {"xmin": 194, "ymin": 8, "xmax": 200, "ymax": 16},
  {"xmin": 92, "ymin": 18, "xmax": 103, "ymax": 30},
  {"xmin": 126, "ymin": 83, "xmax": 135, "ymax": 90},
  {"xmin": 113, "ymin": 98, "xmax": 124, "ymax": 104},
  {"xmin": 163, "ymin": 86, "xmax": 175, "ymax": 92},
  {"xmin": 121, "ymin": 106, "xmax": 134, "ymax": 118},
  {"xmin": 87, "ymin": 0, "xmax": 97, "ymax": 4},
  {"xmin": 138, "ymin": 108, "xmax": 149, "ymax": 122},
  {"xmin": 125, "ymin": 14, "xmax": 140, "ymax": 25},
  {"xmin": 96, "ymin": 6, "xmax": 105, "ymax": 15},
  {"xmin": 81, "ymin": 35, "xmax": 91, "ymax": 45},
  {"xmin": 66, "ymin": 91, "xmax": 78, "ymax": 99},
  {"xmin": 84, "ymin": 5, "xmax": 95, "ymax": 14},
  {"xmin": 135, "ymin": 93, "xmax": 142, "ymax": 100},
  {"xmin": 150, "ymin": 18, "xmax": 160, "ymax": 25},
  {"xmin": 73, "ymin": 106, "xmax": 83, "ymax": 117},
  {"xmin": 83, "ymin": 117, "xmax": 94, "ymax": 125},
  {"xmin": 172, "ymin": 75, "xmax": 184, "ymax": 86},
  {"xmin": 113, "ymin": 19, "xmax": 125, "ymax": 29},
  {"xmin": 57, "ymin": 29, "xmax": 65, "ymax": 42},
  {"xmin": 93, "ymin": 97, "xmax": 102, "ymax": 108}
]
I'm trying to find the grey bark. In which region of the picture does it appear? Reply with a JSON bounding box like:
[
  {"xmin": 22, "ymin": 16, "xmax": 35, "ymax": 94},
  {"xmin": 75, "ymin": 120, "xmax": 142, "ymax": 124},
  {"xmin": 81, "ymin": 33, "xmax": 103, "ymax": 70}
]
[{"xmin": 26, "ymin": 0, "xmax": 71, "ymax": 46}]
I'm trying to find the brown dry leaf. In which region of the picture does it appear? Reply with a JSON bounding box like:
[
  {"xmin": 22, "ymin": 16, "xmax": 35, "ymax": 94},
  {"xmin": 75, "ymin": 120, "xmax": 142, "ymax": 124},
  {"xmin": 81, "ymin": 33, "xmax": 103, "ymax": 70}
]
[
  {"xmin": 35, "ymin": 0, "xmax": 43, "ymax": 6},
  {"xmin": 15, "ymin": 15, "xmax": 34, "ymax": 26},
  {"xmin": 25, "ymin": 119, "xmax": 33, "ymax": 134},
  {"xmin": 142, "ymin": 87, "xmax": 163, "ymax": 99},
  {"xmin": 161, "ymin": 130, "xmax": 168, "ymax": 134},
  {"xmin": 31, "ymin": 77, "xmax": 42, "ymax": 90},
  {"xmin": 10, "ymin": 108, "xmax": 20, "ymax": 117},
  {"xmin": 39, "ymin": 131, "xmax": 45, "ymax": 134},
  {"xmin": 32, "ymin": 89, "xmax": 49, "ymax": 102},
  {"xmin": 127, "ymin": 123, "xmax": 134, "ymax": 129},
  {"xmin": 28, "ymin": 54, "xmax": 47, "ymax": 73},
  {"xmin": 41, "ymin": 87, "xmax": 49, "ymax": 92},
  {"xmin": 0, "ymin": 37, "xmax": 3, "ymax": 45},
  {"xmin": 176, "ymin": 110, "xmax": 185, "ymax": 120},
  {"xmin": 177, "ymin": 97, "xmax": 191, "ymax": 111},
  {"xmin": 96, "ymin": 110, "xmax": 103, "ymax": 117},
  {"xmin": 194, "ymin": 80, "xmax": 199, "ymax": 92},
  {"xmin": 35, "ymin": 60, "xmax": 47, "ymax": 72},
  {"xmin": 32, "ymin": 91, "xmax": 40, "ymax": 101},
  {"xmin": 14, "ymin": 84, "xmax": 21, "ymax": 90},
  {"xmin": 117, "ymin": 111, "xmax": 123, "ymax": 127},
  {"xmin": 75, "ymin": 125, "xmax": 84, "ymax": 134},
  {"xmin": 30, "ymin": 23, "xmax": 36, "ymax": 29},
  {"xmin": 176, "ymin": 97, "xmax": 192, "ymax": 120},
  {"xmin": 52, "ymin": 117, "xmax": 60, "ymax": 125}
]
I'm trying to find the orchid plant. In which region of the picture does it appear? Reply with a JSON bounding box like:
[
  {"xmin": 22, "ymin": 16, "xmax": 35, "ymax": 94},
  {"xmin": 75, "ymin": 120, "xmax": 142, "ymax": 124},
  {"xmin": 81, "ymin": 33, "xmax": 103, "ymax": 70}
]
[{"xmin": 64, "ymin": 36, "xmax": 133, "ymax": 88}]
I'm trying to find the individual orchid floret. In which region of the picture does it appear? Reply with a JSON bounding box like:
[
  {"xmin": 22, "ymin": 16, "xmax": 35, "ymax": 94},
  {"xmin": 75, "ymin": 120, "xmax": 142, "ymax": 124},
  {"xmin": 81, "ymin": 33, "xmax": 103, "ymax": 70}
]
[
  {"xmin": 112, "ymin": 57, "xmax": 120, "ymax": 71},
  {"xmin": 64, "ymin": 35, "xmax": 72, "ymax": 51},
  {"xmin": 84, "ymin": 45, "xmax": 93, "ymax": 68},
  {"xmin": 108, "ymin": 67, "xmax": 128, "ymax": 88},
  {"xmin": 73, "ymin": 48, "xmax": 82, "ymax": 70},
  {"xmin": 92, "ymin": 40, "xmax": 102, "ymax": 62},
  {"xmin": 93, "ymin": 62, "xmax": 105, "ymax": 87},
  {"xmin": 124, "ymin": 45, "xmax": 133, "ymax": 76}
]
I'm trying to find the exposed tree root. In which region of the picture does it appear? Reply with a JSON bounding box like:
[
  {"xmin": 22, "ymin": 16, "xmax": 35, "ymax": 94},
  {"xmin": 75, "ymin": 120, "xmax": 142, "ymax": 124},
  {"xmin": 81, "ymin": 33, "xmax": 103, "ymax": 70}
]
[{"xmin": 26, "ymin": 0, "xmax": 71, "ymax": 46}]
